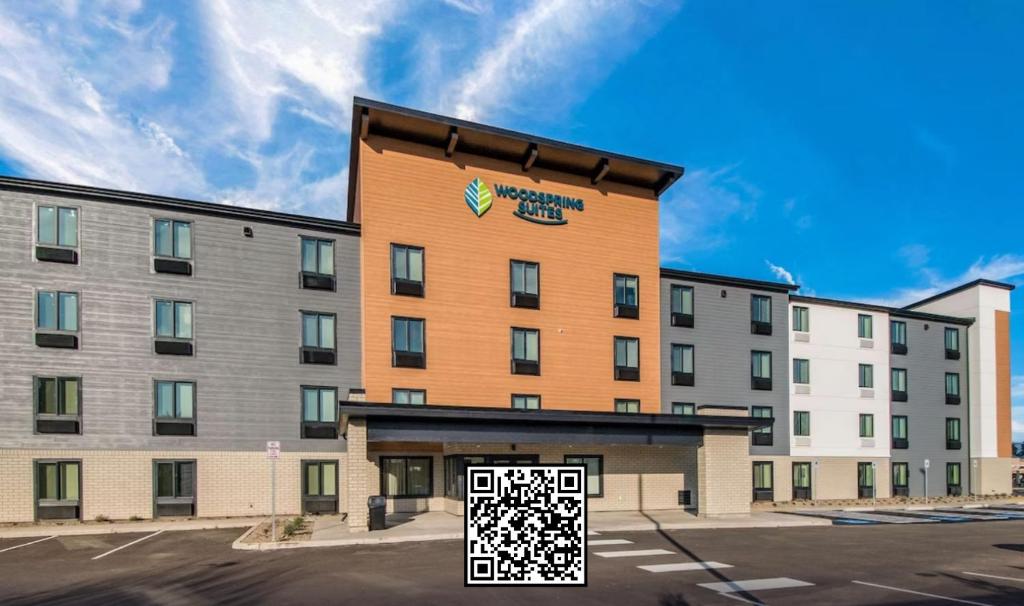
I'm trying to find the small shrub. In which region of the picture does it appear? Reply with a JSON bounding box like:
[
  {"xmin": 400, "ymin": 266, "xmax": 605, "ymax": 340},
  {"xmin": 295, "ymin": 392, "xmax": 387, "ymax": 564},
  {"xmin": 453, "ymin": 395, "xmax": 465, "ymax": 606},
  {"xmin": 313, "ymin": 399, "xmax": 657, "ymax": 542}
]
[
  {"xmin": 129, "ymin": 515, "xmax": 143, "ymax": 522},
  {"xmin": 282, "ymin": 516, "xmax": 305, "ymax": 539},
  {"xmin": 94, "ymin": 514, "xmax": 111, "ymax": 523}
]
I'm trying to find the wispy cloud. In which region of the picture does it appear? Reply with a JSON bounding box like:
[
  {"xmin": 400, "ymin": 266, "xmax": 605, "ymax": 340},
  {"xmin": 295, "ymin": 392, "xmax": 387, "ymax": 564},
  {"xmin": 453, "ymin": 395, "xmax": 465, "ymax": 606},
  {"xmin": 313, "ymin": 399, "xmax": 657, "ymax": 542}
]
[
  {"xmin": 860, "ymin": 254, "xmax": 1024, "ymax": 308},
  {"xmin": 765, "ymin": 260, "xmax": 795, "ymax": 285},
  {"xmin": 781, "ymin": 198, "xmax": 812, "ymax": 231},
  {"xmin": 897, "ymin": 244, "xmax": 931, "ymax": 268}
]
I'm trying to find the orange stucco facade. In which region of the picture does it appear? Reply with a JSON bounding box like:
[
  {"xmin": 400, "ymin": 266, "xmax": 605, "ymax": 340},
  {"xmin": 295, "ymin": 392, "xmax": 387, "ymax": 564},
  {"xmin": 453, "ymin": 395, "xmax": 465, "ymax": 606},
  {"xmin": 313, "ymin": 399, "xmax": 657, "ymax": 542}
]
[{"xmin": 356, "ymin": 136, "xmax": 663, "ymax": 413}]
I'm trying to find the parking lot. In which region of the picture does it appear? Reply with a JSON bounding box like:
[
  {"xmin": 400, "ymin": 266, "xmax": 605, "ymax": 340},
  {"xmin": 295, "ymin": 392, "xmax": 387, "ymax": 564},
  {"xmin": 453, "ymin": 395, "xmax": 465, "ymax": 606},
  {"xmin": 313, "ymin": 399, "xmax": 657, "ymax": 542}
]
[{"xmin": 0, "ymin": 520, "xmax": 1022, "ymax": 605}]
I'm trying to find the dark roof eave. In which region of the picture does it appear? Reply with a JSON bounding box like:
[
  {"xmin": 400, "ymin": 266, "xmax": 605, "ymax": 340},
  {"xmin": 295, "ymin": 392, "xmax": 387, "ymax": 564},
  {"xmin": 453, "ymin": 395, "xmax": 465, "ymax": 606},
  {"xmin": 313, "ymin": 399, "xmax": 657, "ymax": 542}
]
[
  {"xmin": 661, "ymin": 267, "xmax": 799, "ymax": 293},
  {"xmin": 903, "ymin": 279, "xmax": 1016, "ymax": 310},
  {"xmin": 791, "ymin": 294, "xmax": 974, "ymax": 325}
]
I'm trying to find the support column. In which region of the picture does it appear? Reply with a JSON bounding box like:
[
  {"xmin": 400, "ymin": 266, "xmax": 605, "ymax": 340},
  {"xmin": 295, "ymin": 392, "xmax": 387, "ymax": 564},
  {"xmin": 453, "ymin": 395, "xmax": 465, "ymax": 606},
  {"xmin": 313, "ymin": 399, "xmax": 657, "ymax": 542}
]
[
  {"xmin": 346, "ymin": 417, "xmax": 369, "ymax": 531},
  {"xmin": 697, "ymin": 428, "xmax": 751, "ymax": 518}
]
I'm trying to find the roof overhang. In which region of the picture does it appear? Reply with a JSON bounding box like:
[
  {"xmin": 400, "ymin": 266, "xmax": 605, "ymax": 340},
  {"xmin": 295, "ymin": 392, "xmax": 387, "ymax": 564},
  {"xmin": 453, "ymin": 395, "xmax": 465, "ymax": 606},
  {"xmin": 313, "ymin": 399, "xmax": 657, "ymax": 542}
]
[
  {"xmin": 347, "ymin": 98, "xmax": 685, "ymax": 222},
  {"xmin": 661, "ymin": 267, "xmax": 799, "ymax": 293}
]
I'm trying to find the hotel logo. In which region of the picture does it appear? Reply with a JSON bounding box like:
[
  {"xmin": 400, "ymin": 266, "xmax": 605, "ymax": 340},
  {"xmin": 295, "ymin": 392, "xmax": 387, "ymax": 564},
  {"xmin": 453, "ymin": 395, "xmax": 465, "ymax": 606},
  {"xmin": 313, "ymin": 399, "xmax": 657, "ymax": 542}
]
[
  {"xmin": 464, "ymin": 178, "xmax": 585, "ymax": 226},
  {"xmin": 464, "ymin": 178, "xmax": 493, "ymax": 218}
]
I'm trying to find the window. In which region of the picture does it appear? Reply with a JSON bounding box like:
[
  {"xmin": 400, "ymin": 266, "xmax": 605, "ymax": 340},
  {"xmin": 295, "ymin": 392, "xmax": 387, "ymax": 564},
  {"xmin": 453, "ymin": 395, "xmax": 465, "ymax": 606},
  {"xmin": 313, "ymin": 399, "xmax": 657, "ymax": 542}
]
[
  {"xmin": 891, "ymin": 415, "xmax": 908, "ymax": 449},
  {"xmin": 444, "ymin": 454, "xmax": 538, "ymax": 500},
  {"xmin": 36, "ymin": 460, "xmax": 81, "ymax": 520},
  {"xmin": 510, "ymin": 260, "xmax": 539, "ymax": 308},
  {"xmin": 34, "ymin": 377, "xmax": 81, "ymax": 434},
  {"xmin": 302, "ymin": 311, "xmax": 337, "ymax": 364},
  {"xmin": 154, "ymin": 219, "xmax": 192, "ymax": 259},
  {"xmin": 35, "ymin": 291, "xmax": 79, "ymax": 349},
  {"xmin": 859, "ymin": 414, "xmax": 874, "ymax": 438},
  {"xmin": 565, "ymin": 455, "xmax": 603, "ymax": 497},
  {"xmin": 392, "ymin": 317, "xmax": 425, "ymax": 368},
  {"xmin": 614, "ymin": 336, "xmax": 640, "ymax": 381},
  {"xmin": 511, "ymin": 394, "xmax": 540, "ymax": 410},
  {"xmin": 793, "ymin": 358, "xmax": 810, "ymax": 384},
  {"xmin": 670, "ymin": 344, "xmax": 695, "ymax": 386},
  {"xmin": 613, "ymin": 274, "xmax": 639, "ymax": 318},
  {"xmin": 614, "ymin": 399, "xmax": 640, "ymax": 414},
  {"xmin": 300, "ymin": 237, "xmax": 335, "ymax": 290},
  {"xmin": 891, "ymin": 368, "xmax": 908, "ymax": 401},
  {"xmin": 892, "ymin": 463, "xmax": 909, "ymax": 497},
  {"xmin": 859, "ymin": 364, "xmax": 874, "ymax": 389},
  {"xmin": 154, "ymin": 460, "xmax": 195, "ymax": 517},
  {"xmin": 303, "ymin": 461, "xmax": 339, "ymax": 514},
  {"xmin": 391, "ymin": 244, "xmax": 424, "ymax": 296},
  {"xmin": 393, "ymin": 389, "xmax": 426, "ymax": 405},
  {"xmin": 751, "ymin": 406, "xmax": 773, "ymax": 446},
  {"xmin": 946, "ymin": 418, "xmax": 961, "ymax": 450},
  {"xmin": 891, "ymin": 320, "xmax": 907, "ymax": 354},
  {"xmin": 671, "ymin": 402, "xmax": 695, "ymax": 415},
  {"xmin": 302, "ymin": 387, "xmax": 337, "ymax": 439},
  {"xmin": 154, "ymin": 300, "xmax": 194, "ymax": 355},
  {"xmin": 751, "ymin": 351, "xmax": 773, "ymax": 390},
  {"xmin": 752, "ymin": 461, "xmax": 774, "ymax": 501},
  {"xmin": 945, "ymin": 373, "xmax": 961, "ymax": 404},
  {"xmin": 793, "ymin": 411, "xmax": 810, "ymax": 437},
  {"xmin": 511, "ymin": 327, "xmax": 540, "ymax": 375},
  {"xmin": 858, "ymin": 314, "xmax": 873, "ymax": 339},
  {"xmin": 380, "ymin": 456, "xmax": 432, "ymax": 498},
  {"xmin": 857, "ymin": 462, "xmax": 875, "ymax": 498},
  {"xmin": 751, "ymin": 295, "xmax": 772, "ymax": 335},
  {"xmin": 792, "ymin": 462, "xmax": 812, "ymax": 500},
  {"xmin": 36, "ymin": 205, "xmax": 79, "ymax": 264},
  {"xmin": 154, "ymin": 381, "xmax": 195, "ymax": 436},
  {"xmin": 670, "ymin": 285, "xmax": 694, "ymax": 327},
  {"xmin": 944, "ymin": 327, "xmax": 960, "ymax": 360},
  {"xmin": 792, "ymin": 306, "xmax": 809, "ymax": 332},
  {"xmin": 946, "ymin": 463, "xmax": 962, "ymax": 496}
]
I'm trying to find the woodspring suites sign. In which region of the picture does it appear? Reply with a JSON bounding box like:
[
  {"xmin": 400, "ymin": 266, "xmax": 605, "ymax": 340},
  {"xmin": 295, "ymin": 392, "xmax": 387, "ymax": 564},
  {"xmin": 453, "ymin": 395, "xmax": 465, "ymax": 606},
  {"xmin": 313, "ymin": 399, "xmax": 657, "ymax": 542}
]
[{"xmin": 464, "ymin": 178, "xmax": 585, "ymax": 226}]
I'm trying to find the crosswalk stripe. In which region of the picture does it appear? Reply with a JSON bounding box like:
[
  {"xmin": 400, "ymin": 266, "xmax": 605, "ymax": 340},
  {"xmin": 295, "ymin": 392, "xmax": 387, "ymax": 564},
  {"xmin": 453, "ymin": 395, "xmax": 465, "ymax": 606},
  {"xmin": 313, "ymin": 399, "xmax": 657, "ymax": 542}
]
[
  {"xmin": 588, "ymin": 539, "xmax": 633, "ymax": 546},
  {"xmin": 699, "ymin": 577, "xmax": 814, "ymax": 593},
  {"xmin": 639, "ymin": 561, "xmax": 733, "ymax": 573},
  {"xmin": 594, "ymin": 549, "xmax": 674, "ymax": 558}
]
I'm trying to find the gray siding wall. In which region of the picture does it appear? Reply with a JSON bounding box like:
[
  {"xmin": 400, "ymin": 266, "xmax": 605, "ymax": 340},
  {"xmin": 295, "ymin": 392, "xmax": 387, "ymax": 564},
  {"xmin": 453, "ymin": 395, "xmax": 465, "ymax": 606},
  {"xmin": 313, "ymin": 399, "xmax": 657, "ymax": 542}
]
[
  {"xmin": 890, "ymin": 319, "xmax": 968, "ymax": 497},
  {"xmin": 660, "ymin": 278, "xmax": 790, "ymax": 456},
  {"xmin": 0, "ymin": 189, "xmax": 361, "ymax": 452}
]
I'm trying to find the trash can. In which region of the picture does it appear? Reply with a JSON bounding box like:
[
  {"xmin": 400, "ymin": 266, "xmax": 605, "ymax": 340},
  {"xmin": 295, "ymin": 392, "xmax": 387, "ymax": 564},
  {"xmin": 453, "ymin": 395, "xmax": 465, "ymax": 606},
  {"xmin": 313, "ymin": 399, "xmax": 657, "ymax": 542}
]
[{"xmin": 368, "ymin": 495, "xmax": 387, "ymax": 531}]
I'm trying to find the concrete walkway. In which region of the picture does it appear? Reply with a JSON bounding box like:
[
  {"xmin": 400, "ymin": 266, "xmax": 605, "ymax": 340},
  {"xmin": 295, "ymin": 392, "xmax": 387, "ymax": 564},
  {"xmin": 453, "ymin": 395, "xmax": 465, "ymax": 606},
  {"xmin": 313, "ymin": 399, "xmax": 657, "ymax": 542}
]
[{"xmin": 0, "ymin": 516, "xmax": 263, "ymax": 539}]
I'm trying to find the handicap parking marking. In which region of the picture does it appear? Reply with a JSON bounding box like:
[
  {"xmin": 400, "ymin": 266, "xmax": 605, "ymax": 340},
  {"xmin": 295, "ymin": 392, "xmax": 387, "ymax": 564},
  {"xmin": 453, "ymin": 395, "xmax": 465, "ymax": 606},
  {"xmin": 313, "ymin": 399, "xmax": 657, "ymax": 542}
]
[
  {"xmin": 588, "ymin": 539, "xmax": 633, "ymax": 546},
  {"xmin": 638, "ymin": 561, "xmax": 733, "ymax": 573},
  {"xmin": 883, "ymin": 510, "xmax": 974, "ymax": 523},
  {"xmin": 91, "ymin": 530, "xmax": 165, "ymax": 560},
  {"xmin": 593, "ymin": 548, "xmax": 675, "ymax": 558},
  {"xmin": 0, "ymin": 535, "xmax": 57, "ymax": 554},
  {"xmin": 852, "ymin": 580, "xmax": 995, "ymax": 605},
  {"xmin": 933, "ymin": 509, "xmax": 1013, "ymax": 520},
  {"xmin": 791, "ymin": 510, "xmax": 934, "ymax": 524},
  {"xmin": 698, "ymin": 577, "xmax": 815, "ymax": 594},
  {"xmin": 962, "ymin": 571, "xmax": 1024, "ymax": 583}
]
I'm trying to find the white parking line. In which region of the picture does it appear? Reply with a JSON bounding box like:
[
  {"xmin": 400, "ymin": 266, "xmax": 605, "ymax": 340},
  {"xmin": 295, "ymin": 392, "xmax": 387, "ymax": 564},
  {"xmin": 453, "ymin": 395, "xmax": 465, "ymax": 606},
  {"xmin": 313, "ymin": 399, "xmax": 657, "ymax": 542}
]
[
  {"xmin": 587, "ymin": 530, "xmax": 599, "ymax": 536},
  {"xmin": 962, "ymin": 571, "xmax": 1024, "ymax": 583},
  {"xmin": 593, "ymin": 549, "xmax": 674, "ymax": 558},
  {"xmin": 588, "ymin": 539, "xmax": 633, "ymax": 546},
  {"xmin": 699, "ymin": 577, "xmax": 814, "ymax": 593},
  {"xmin": 91, "ymin": 530, "xmax": 164, "ymax": 560},
  {"xmin": 852, "ymin": 580, "xmax": 995, "ymax": 605},
  {"xmin": 0, "ymin": 535, "xmax": 56, "ymax": 554},
  {"xmin": 638, "ymin": 561, "xmax": 733, "ymax": 573}
]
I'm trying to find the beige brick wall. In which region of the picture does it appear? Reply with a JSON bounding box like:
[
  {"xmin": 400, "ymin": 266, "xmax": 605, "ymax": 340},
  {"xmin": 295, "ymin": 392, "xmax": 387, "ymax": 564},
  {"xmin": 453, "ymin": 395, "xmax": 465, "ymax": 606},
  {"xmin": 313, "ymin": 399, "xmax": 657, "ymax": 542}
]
[
  {"xmin": 751, "ymin": 456, "xmax": 892, "ymax": 502},
  {"xmin": 974, "ymin": 457, "xmax": 1013, "ymax": 495},
  {"xmin": 698, "ymin": 429, "xmax": 750, "ymax": 517},
  {"xmin": 344, "ymin": 418, "xmax": 369, "ymax": 530},
  {"xmin": 0, "ymin": 448, "xmax": 342, "ymax": 523}
]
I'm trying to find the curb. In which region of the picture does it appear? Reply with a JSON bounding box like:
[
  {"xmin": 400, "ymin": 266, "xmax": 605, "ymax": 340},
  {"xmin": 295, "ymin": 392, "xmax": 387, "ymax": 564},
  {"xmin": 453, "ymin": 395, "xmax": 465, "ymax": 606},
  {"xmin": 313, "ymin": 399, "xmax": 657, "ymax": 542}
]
[{"xmin": 0, "ymin": 518, "xmax": 261, "ymax": 540}]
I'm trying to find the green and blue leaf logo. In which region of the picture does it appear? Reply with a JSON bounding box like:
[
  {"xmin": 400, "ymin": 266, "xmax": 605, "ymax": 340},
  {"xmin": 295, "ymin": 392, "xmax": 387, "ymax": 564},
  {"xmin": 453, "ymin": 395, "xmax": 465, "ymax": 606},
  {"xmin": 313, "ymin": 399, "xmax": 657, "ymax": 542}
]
[{"xmin": 464, "ymin": 178, "xmax": 493, "ymax": 217}]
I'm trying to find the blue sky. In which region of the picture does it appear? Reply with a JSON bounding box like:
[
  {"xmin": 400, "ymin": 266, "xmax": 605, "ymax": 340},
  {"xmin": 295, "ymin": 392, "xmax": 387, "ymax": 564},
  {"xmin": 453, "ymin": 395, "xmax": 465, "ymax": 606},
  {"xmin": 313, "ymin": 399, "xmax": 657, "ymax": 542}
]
[{"xmin": 1, "ymin": 1, "xmax": 1022, "ymax": 439}]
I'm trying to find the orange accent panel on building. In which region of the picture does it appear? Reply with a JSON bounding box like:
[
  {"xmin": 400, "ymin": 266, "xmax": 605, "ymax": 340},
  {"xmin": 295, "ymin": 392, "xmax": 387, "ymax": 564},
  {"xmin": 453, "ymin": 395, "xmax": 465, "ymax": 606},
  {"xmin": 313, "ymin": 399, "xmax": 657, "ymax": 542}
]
[
  {"xmin": 995, "ymin": 310, "xmax": 1012, "ymax": 457},
  {"xmin": 357, "ymin": 136, "xmax": 663, "ymax": 413}
]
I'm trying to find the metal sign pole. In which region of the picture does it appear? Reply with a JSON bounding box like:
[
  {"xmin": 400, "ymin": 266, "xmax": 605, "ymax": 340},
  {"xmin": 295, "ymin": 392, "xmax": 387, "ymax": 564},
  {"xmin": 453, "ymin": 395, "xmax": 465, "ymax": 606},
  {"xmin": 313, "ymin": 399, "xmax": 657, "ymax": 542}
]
[
  {"xmin": 272, "ymin": 457, "xmax": 277, "ymax": 541},
  {"xmin": 871, "ymin": 462, "xmax": 877, "ymax": 506},
  {"xmin": 924, "ymin": 459, "xmax": 930, "ymax": 505}
]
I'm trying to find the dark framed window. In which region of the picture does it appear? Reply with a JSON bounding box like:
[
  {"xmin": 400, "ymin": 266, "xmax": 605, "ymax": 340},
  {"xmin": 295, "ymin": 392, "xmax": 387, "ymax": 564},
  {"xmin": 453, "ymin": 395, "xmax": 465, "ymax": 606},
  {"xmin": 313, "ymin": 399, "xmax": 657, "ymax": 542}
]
[
  {"xmin": 945, "ymin": 373, "xmax": 961, "ymax": 405},
  {"xmin": 670, "ymin": 285, "xmax": 694, "ymax": 327},
  {"xmin": 892, "ymin": 462, "xmax": 909, "ymax": 497},
  {"xmin": 153, "ymin": 219, "xmax": 193, "ymax": 275},
  {"xmin": 891, "ymin": 368, "xmax": 908, "ymax": 401},
  {"xmin": 751, "ymin": 351, "xmax": 772, "ymax": 390},
  {"xmin": 792, "ymin": 462, "xmax": 811, "ymax": 500},
  {"xmin": 613, "ymin": 336, "xmax": 639, "ymax": 381},
  {"xmin": 391, "ymin": 244, "xmax": 424, "ymax": 297},
  {"xmin": 154, "ymin": 380, "xmax": 195, "ymax": 436},
  {"xmin": 34, "ymin": 377, "xmax": 81, "ymax": 434},
  {"xmin": 392, "ymin": 317, "xmax": 425, "ymax": 368},
  {"xmin": 511, "ymin": 327, "xmax": 540, "ymax": 375},
  {"xmin": 891, "ymin": 415, "xmax": 908, "ymax": 449},
  {"xmin": 751, "ymin": 295, "xmax": 772, "ymax": 335},
  {"xmin": 671, "ymin": 343, "xmax": 694, "ymax": 386},
  {"xmin": 300, "ymin": 237, "xmax": 335, "ymax": 290},
  {"xmin": 154, "ymin": 299, "xmax": 194, "ymax": 355},
  {"xmin": 891, "ymin": 320, "xmax": 907, "ymax": 354},
  {"xmin": 792, "ymin": 306, "xmax": 809, "ymax": 332},
  {"xmin": 751, "ymin": 406, "xmax": 773, "ymax": 446},
  {"xmin": 614, "ymin": 399, "xmax": 640, "ymax": 414},
  {"xmin": 35, "ymin": 460, "xmax": 81, "ymax": 520},
  {"xmin": 793, "ymin": 358, "xmax": 810, "ymax": 384},
  {"xmin": 946, "ymin": 418, "xmax": 961, "ymax": 450},
  {"xmin": 393, "ymin": 389, "xmax": 426, "ymax": 405},
  {"xmin": 752, "ymin": 461, "xmax": 774, "ymax": 501},
  {"xmin": 793, "ymin": 411, "xmax": 810, "ymax": 437},
  {"xmin": 858, "ymin": 462, "xmax": 875, "ymax": 498},
  {"xmin": 302, "ymin": 386, "xmax": 337, "ymax": 439},
  {"xmin": 301, "ymin": 311, "xmax": 337, "ymax": 364},
  {"xmin": 511, "ymin": 394, "xmax": 540, "ymax": 410},
  {"xmin": 613, "ymin": 274, "xmax": 639, "ymax": 318},
  {"xmin": 380, "ymin": 456, "xmax": 432, "ymax": 498},
  {"xmin": 671, "ymin": 402, "xmax": 695, "ymax": 415},
  {"xmin": 444, "ymin": 454, "xmax": 537, "ymax": 500},
  {"xmin": 859, "ymin": 364, "xmax": 874, "ymax": 389},
  {"xmin": 944, "ymin": 327, "xmax": 960, "ymax": 360},
  {"xmin": 946, "ymin": 463, "xmax": 962, "ymax": 496},
  {"xmin": 859, "ymin": 413, "xmax": 874, "ymax": 438},
  {"xmin": 303, "ymin": 460, "xmax": 339, "ymax": 514},
  {"xmin": 36, "ymin": 205, "xmax": 79, "ymax": 264},
  {"xmin": 510, "ymin": 260, "xmax": 539, "ymax": 309},
  {"xmin": 35, "ymin": 291, "xmax": 79, "ymax": 349},
  {"xmin": 857, "ymin": 314, "xmax": 873, "ymax": 339},
  {"xmin": 565, "ymin": 455, "xmax": 603, "ymax": 497},
  {"xmin": 154, "ymin": 460, "xmax": 195, "ymax": 517}
]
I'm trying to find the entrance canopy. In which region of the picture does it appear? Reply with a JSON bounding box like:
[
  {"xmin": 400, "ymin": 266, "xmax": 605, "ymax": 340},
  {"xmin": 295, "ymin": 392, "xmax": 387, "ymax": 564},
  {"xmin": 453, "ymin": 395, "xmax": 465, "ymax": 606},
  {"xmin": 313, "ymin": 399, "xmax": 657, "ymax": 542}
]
[{"xmin": 339, "ymin": 402, "xmax": 769, "ymax": 446}]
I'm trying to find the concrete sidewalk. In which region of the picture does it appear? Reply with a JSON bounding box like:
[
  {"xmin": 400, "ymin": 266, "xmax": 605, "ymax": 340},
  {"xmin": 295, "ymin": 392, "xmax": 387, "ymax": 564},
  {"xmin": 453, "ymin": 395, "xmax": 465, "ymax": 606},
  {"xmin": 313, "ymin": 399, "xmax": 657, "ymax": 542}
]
[{"xmin": 0, "ymin": 516, "xmax": 263, "ymax": 539}]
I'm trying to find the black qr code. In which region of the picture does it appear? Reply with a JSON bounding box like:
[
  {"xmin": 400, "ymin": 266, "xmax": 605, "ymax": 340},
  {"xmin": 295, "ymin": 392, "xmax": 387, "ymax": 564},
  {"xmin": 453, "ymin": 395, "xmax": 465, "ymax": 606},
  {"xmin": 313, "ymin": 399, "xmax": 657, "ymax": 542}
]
[{"xmin": 465, "ymin": 465, "xmax": 587, "ymax": 586}]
